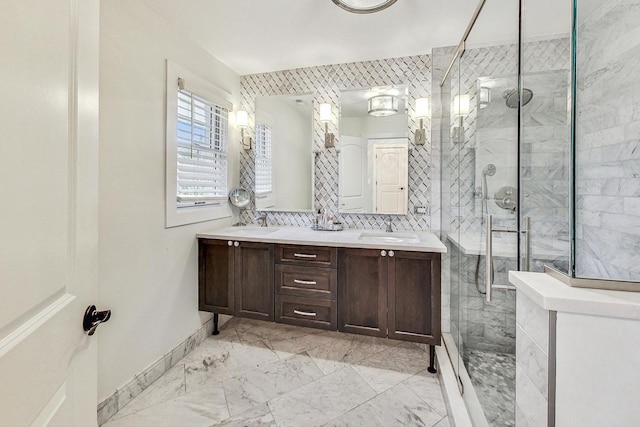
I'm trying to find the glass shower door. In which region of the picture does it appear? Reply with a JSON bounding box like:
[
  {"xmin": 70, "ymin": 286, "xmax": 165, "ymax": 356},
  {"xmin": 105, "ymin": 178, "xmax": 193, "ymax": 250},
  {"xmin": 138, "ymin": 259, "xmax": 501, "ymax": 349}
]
[{"xmin": 442, "ymin": 1, "xmax": 521, "ymax": 425}]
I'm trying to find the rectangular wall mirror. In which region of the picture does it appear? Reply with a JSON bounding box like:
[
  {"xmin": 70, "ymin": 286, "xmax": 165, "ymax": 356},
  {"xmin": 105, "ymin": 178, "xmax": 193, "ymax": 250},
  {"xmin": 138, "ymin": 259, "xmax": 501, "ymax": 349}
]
[
  {"xmin": 338, "ymin": 85, "xmax": 409, "ymax": 214},
  {"xmin": 254, "ymin": 93, "xmax": 314, "ymax": 212}
]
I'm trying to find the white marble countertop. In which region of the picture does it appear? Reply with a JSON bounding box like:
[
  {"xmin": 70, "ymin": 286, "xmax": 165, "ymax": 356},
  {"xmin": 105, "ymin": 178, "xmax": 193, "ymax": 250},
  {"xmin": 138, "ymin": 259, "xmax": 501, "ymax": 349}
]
[
  {"xmin": 197, "ymin": 226, "xmax": 447, "ymax": 253},
  {"xmin": 509, "ymin": 271, "xmax": 640, "ymax": 320}
]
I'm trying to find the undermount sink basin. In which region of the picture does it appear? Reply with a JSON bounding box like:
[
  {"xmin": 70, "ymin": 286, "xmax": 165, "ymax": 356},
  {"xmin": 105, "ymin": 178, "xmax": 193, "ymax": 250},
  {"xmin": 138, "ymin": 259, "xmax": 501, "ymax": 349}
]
[{"xmin": 358, "ymin": 232, "xmax": 420, "ymax": 244}]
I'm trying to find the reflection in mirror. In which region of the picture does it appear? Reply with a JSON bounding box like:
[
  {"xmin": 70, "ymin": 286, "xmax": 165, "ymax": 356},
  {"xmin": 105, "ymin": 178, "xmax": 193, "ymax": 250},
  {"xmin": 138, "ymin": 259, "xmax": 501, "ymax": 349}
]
[
  {"xmin": 254, "ymin": 94, "xmax": 314, "ymax": 212},
  {"xmin": 338, "ymin": 85, "xmax": 409, "ymax": 214}
]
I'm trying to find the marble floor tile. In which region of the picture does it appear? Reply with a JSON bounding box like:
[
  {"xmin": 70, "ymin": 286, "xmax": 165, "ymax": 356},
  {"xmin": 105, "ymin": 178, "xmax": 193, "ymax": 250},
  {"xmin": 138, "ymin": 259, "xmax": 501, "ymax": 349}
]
[
  {"xmin": 184, "ymin": 336, "xmax": 280, "ymax": 392},
  {"xmin": 266, "ymin": 329, "xmax": 340, "ymax": 360},
  {"xmin": 267, "ymin": 366, "xmax": 377, "ymax": 427},
  {"xmin": 103, "ymin": 385, "xmax": 228, "ymax": 427},
  {"xmin": 223, "ymin": 352, "xmax": 324, "ymax": 416},
  {"xmin": 350, "ymin": 342, "xmax": 432, "ymax": 393},
  {"xmin": 104, "ymin": 318, "xmax": 451, "ymax": 427},
  {"xmin": 112, "ymin": 363, "xmax": 186, "ymax": 420},
  {"xmin": 324, "ymin": 383, "xmax": 446, "ymax": 427},
  {"xmin": 211, "ymin": 404, "xmax": 276, "ymax": 427},
  {"xmin": 403, "ymin": 370, "xmax": 448, "ymax": 418},
  {"xmin": 307, "ymin": 333, "xmax": 401, "ymax": 375},
  {"xmin": 227, "ymin": 317, "xmax": 317, "ymax": 344}
]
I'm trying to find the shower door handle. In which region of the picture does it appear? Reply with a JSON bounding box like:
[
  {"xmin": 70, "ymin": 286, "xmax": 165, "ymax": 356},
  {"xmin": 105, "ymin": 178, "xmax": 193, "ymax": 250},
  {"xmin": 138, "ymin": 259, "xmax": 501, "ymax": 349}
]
[
  {"xmin": 523, "ymin": 216, "xmax": 531, "ymax": 272},
  {"xmin": 485, "ymin": 215, "xmax": 518, "ymax": 303}
]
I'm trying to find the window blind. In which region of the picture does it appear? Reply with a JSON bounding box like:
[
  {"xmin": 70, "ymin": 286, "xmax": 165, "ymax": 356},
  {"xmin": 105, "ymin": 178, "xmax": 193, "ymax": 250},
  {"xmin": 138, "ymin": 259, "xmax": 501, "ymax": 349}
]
[
  {"xmin": 176, "ymin": 87, "xmax": 228, "ymax": 208},
  {"xmin": 254, "ymin": 123, "xmax": 273, "ymax": 196}
]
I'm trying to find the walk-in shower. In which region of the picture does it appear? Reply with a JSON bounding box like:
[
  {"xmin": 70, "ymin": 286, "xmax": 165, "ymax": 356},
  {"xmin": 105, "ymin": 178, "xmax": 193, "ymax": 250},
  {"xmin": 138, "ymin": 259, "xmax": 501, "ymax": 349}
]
[{"xmin": 439, "ymin": 0, "xmax": 640, "ymax": 425}]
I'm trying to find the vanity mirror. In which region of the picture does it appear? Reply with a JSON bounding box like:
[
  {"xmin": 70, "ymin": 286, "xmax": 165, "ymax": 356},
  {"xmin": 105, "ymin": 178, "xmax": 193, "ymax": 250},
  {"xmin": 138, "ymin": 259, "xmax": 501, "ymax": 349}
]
[
  {"xmin": 338, "ymin": 85, "xmax": 409, "ymax": 214},
  {"xmin": 254, "ymin": 93, "xmax": 314, "ymax": 212}
]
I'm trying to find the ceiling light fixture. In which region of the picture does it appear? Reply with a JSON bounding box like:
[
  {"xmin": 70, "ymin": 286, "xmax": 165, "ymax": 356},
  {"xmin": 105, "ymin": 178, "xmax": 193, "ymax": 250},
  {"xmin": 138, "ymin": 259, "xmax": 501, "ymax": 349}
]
[
  {"xmin": 331, "ymin": 0, "xmax": 397, "ymax": 14},
  {"xmin": 368, "ymin": 95, "xmax": 398, "ymax": 117}
]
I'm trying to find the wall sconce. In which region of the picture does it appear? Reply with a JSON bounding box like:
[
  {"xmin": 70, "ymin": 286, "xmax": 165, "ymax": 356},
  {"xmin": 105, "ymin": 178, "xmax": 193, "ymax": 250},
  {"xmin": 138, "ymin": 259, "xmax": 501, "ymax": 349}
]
[
  {"xmin": 236, "ymin": 110, "xmax": 252, "ymax": 150},
  {"xmin": 414, "ymin": 97, "xmax": 429, "ymax": 145},
  {"xmin": 479, "ymin": 87, "xmax": 491, "ymax": 109},
  {"xmin": 319, "ymin": 103, "xmax": 335, "ymax": 148},
  {"xmin": 451, "ymin": 94, "xmax": 469, "ymax": 142},
  {"xmin": 452, "ymin": 94, "xmax": 470, "ymax": 117}
]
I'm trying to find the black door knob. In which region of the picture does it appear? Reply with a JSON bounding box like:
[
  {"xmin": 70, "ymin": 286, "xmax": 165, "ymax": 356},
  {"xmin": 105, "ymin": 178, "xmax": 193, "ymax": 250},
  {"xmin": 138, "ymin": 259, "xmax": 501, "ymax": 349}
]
[{"xmin": 83, "ymin": 305, "xmax": 111, "ymax": 336}]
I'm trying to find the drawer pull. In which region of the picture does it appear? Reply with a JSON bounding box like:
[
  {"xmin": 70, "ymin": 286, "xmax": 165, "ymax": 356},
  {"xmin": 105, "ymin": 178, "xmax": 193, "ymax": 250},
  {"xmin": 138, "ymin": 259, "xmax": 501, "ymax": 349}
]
[
  {"xmin": 293, "ymin": 279, "xmax": 317, "ymax": 285},
  {"xmin": 294, "ymin": 253, "xmax": 317, "ymax": 259},
  {"xmin": 293, "ymin": 309, "xmax": 317, "ymax": 317}
]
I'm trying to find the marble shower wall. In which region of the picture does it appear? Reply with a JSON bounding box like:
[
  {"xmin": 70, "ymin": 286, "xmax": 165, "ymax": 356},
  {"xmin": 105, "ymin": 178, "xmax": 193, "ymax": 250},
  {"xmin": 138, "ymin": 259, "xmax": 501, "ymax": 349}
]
[
  {"xmin": 575, "ymin": 0, "xmax": 640, "ymax": 281},
  {"xmin": 238, "ymin": 54, "xmax": 435, "ymax": 231},
  {"xmin": 445, "ymin": 38, "xmax": 570, "ymax": 238}
]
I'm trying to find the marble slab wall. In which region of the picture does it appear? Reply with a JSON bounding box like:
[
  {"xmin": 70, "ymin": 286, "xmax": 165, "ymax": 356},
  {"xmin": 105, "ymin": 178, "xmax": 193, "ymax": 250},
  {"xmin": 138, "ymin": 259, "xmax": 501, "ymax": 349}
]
[
  {"xmin": 575, "ymin": 0, "xmax": 640, "ymax": 281},
  {"xmin": 515, "ymin": 291, "xmax": 553, "ymax": 427},
  {"xmin": 238, "ymin": 54, "xmax": 435, "ymax": 232}
]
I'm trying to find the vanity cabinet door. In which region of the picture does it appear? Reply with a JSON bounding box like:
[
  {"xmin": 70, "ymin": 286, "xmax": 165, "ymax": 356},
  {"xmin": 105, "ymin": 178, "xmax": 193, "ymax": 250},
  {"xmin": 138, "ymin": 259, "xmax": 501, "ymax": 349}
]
[
  {"xmin": 234, "ymin": 241, "xmax": 275, "ymax": 321},
  {"xmin": 338, "ymin": 248, "xmax": 388, "ymax": 337},
  {"xmin": 198, "ymin": 239, "xmax": 234, "ymax": 315},
  {"xmin": 387, "ymin": 251, "xmax": 441, "ymax": 345}
]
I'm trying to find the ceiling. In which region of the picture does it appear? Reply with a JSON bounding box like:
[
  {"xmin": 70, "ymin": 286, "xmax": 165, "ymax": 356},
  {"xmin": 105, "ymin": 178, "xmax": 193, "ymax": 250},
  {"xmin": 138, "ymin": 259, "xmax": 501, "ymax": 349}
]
[{"xmin": 141, "ymin": 0, "xmax": 592, "ymax": 76}]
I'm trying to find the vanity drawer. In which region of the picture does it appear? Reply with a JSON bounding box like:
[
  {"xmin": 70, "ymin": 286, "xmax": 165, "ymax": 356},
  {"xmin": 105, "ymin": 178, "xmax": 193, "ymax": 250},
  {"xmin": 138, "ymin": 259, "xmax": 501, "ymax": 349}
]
[
  {"xmin": 276, "ymin": 244, "xmax": 337, "ymax": 268},
  {"xmin": 275, "ymin": 265, "xmax": 336, "ymax": 299},
  {"xmin": 275, "ymin": 295, "xmax": 337, "ymax": 330}
]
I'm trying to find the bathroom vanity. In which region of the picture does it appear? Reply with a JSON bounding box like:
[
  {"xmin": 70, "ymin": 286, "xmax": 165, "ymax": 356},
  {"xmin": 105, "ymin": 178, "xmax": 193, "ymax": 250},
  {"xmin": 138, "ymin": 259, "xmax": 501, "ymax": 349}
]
[{"xmin": 197, "ymin": 226, "xmax": 446, "ymax": 369}]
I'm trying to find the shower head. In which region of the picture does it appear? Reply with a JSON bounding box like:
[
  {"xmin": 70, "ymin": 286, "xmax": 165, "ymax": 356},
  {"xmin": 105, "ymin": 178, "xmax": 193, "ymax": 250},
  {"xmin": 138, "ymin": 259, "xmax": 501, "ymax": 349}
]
[
  {"xmin": 483, "ymin": 164, "xmax": 496, "ymax": 176},
  {"xmin": 503, "ymin": 88, "xmax": 533, "ymax": 108}
]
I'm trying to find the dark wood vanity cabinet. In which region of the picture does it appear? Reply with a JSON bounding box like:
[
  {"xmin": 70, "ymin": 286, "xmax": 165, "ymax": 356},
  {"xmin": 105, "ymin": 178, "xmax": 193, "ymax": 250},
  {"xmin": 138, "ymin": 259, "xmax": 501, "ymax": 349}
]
[
  {"xmin": 387, "ymin": 251, "xmax": 441, "ymax": 344},
  {"xmin": 199, "ymin": 238, "xmax": 440, "ymax": 346},
  {"xmin": 198, "ymin": 239, "xmax": 234, "ymax": 315},
  {"xmin": 198, "ymin": 239, "xmax": 274, "ymax": 321},
  {"xmin": 338, "ymin": 248, "xmax": 441, "ymax": 345},
  {"xmin": 234, "ymin": 241, "xmax": 274, "ymax": 321},
  {"xmin": 274, "ymin": 244, "xmax": 338, "ymax": 330},
  {"xmin": 337, "ymin": 248, "xmax": 388, "ymax": 337}
]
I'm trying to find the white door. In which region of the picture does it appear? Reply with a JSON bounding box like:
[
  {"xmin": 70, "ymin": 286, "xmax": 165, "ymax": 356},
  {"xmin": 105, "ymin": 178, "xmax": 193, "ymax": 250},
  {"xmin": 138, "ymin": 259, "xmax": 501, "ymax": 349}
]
[
  {"xmin": 339, "ymin": 136, "xmax": 368, "ymax": 212},
  {"xmin": 373, "ymin": 144, "xmax": 408, "ymax": 214},
  {"xmin": 0, "ymin": 1, "xmax": 100, "ymax": 425}
]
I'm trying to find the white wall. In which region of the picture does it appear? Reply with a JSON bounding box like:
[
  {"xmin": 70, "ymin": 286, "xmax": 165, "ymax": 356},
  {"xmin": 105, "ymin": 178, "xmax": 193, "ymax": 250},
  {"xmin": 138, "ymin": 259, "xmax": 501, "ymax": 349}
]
[{"xmin": 98, "ymin": 0, "xmax": 240, "ymax": 400}]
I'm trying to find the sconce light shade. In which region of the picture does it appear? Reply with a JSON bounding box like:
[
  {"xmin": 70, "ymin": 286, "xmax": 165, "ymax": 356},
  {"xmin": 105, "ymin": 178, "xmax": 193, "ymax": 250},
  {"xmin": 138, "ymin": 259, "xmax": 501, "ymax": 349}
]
[
  {"xmin": 319, "ymin": 103, "xmax": 332, "ymax": 122},
  {"xmin": 319, "ymin": 103, "xmax": 335, "ymax": 148},
  {"xmin": 236, "ymin": 110, "xmax": 249, "ymax": 128},
  {"xmin": 235, "ymin": 110, "xmax": 251, "ymax": 150},
  {"xmin": 479, "ymin": 87, "xmax": 491, "ymax": 109},
  {"xmin": 368, "ymin": 95, "xmax": 398, "ymax": 117},
  {"xmin": 414, "ymin": 98, "xmax": 429, "ymax": 146},
  {"xmin": 415, "ymin": 98, "xmax": 429, "ymax": 119},
  {"xmin": 452, "ymin": 94, "xmax": 470, "ymax": 117}
]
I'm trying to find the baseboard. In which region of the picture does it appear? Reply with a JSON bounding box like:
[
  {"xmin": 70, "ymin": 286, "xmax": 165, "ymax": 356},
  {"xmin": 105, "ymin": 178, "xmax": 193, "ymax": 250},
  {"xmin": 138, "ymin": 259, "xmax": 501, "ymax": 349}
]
[{"xmin": 97, "ymin": 314, "xmax": 232, "ymax": 425}]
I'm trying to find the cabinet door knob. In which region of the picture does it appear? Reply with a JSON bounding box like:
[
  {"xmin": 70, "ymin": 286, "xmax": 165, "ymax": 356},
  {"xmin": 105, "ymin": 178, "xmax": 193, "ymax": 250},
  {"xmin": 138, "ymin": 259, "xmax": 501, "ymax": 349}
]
[
  {"xmin": 228, "ymin": 240, "xmax": 233, "ymax": 246},
  {"xmin": 381, "ymin": 250, "xmax": 387, "ymax": 257},
  {"xmin": 234, "ymin": 241, "xmax": 239, "ymax": 247},
  {"xmin": 388, "ymin": 250, "xmax": 395, "ymax": 257}
]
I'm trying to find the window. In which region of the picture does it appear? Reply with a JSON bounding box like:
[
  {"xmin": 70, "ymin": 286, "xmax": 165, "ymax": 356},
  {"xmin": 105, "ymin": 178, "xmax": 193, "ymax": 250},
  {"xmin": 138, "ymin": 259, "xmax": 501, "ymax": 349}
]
[
  {"xmin": 166, "ymin": 61, "xmax": 233, "ymax": 227},
  {"xmin": 176, "ymin": 85, "xmax": 228, "ymax": 207},
  {"xmin": 254, "ymin": 123, "xmax": 273, "ymax": 196}
]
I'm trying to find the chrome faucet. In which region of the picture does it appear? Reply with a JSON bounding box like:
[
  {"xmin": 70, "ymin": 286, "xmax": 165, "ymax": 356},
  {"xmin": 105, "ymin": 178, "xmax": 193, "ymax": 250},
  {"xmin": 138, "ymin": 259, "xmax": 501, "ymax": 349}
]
[
  {"xmin": 255, "ymin": 212, "xmax": 267, "ymax": 227},
  {"xmin": 384, "ymin": 216, "xmax": 393, "ymax": 233}
]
